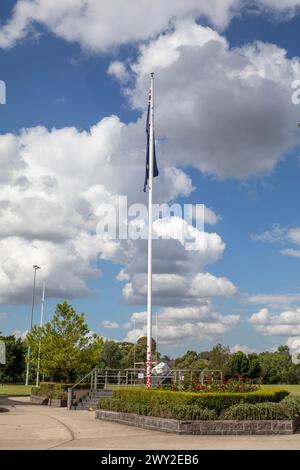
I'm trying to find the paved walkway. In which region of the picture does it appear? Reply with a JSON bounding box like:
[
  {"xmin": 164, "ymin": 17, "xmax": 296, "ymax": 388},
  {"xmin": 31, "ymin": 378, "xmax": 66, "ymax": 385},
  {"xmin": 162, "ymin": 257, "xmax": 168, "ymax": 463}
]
[{"xmin": 1, "ymin": 396, "xmax": 300, "ymax": 450}]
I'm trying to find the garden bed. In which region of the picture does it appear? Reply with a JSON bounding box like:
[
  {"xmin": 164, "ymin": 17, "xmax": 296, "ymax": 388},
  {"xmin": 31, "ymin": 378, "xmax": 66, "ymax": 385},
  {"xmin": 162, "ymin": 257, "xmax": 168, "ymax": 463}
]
[
  {"xmin": 105, "ymin": 388, "xmax": 289, "ymax": 415},
  {"xmin": 96, "ymin": 388, "xmax": 300, "ymax": 434},
  {"xmin": 31, "ymin": 381, "xmax": 90, "ymax": 407},
  {"xmin": 95, "ymin": 409, "xmax": 300, "ymax": 435}
]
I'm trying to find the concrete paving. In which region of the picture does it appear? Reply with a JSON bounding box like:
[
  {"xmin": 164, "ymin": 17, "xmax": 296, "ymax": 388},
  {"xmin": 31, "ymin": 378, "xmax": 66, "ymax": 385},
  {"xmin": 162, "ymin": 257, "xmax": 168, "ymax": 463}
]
[{"xmin": 1, "ymin": 396, "xmax": 300, "ymax": 450}]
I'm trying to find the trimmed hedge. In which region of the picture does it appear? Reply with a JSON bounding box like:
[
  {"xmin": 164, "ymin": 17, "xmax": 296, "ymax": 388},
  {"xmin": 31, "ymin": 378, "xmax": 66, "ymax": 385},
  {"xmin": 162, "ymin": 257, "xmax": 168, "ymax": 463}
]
[
  {"xmin": 111, "ymin": 388, "xmax": 289, "ymax": 415},
  {"xmin": 98, "ymin": 397, "xmax": 217, "ymax": 420},
  {"xmin": 31, "ymin": 382, "xmax": 90, "ymax": 399},
  {"xmin": 31, "ymin": 386, "xmax": 41, "ymax": 396},
  {"xmin": 221, "ymin": 395, "xmax": 300, "ymax": 420},
  {"xmin": 98, "ymin": 390, "xmax": 297, "ymax": 421}
]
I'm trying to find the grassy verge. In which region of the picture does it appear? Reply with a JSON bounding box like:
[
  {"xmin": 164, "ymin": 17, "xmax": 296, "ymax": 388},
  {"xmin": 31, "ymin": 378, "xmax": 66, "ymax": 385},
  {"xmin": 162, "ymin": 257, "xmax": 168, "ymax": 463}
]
[
  {"xmin": 0, "ymin": 384, "xmax": 32, "ymax": 396},
  {"xmin": 260, "ymin": 385, "xmax": 300, "ymax": 395}
]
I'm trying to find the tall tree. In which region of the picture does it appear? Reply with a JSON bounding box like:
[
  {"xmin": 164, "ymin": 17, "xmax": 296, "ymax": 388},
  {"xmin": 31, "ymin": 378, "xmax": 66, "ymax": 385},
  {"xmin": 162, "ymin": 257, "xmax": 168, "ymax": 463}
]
[
  {"xmin": 209, "ymin": 344, "xmax": 231, "ymax": 372},
  {"xmin": 99, "ymin": 340, "xmax": 122, "ymax": 369},
  {"xmin": 229, "ymin": 351, "xmax": 249, "ymax": 375},
  {"xmin": 125, "ymin": 336, "xmax": 157, "ymax": 367},
  {"xmin": 27, "ymin": 301, "xmax": 103, "ymax": 382},
  {"xmin": 258, "ymin": 349, "xmax": 296, "ymax": 384},
  {"xmin": 174, "ymin": 350, "xmax": 205, "ymax": 369},
  {"xmin": 0, "ymin": 335, "xmax": 26, "ymax": 382},
  {"xmin": 247, "ymin": 353, "xmax": 261, "ymax": 379}
]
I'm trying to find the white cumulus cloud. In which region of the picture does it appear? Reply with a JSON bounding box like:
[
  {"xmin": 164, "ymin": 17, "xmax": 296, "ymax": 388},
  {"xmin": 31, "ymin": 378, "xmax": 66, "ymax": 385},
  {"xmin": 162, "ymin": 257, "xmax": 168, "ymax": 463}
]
[
  {"xmin": 230, "ymin": 344, "xmax": 256, "ymax": 354},
  {"xmin": 1, "ymin": 1, "xmax": 300, "ymax": 51},
  {"xmin": 123, "ymin": 305, "xmax": 240, "ymax": 346},
  {"xmin": 101, "ymin": 320, "xmax": 120, "ymax": 329},
  {"xmin": 250, "ymin": 307, "xmax": 300, "ymax": 336},
  {"xmin": 123, "ymin": 21, "xmax": 300, "ymax": 179}
]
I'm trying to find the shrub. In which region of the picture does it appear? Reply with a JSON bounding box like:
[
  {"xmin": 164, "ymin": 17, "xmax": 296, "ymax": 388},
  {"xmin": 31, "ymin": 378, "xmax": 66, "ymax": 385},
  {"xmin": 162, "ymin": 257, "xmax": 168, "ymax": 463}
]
[
  {"xmin": 221, "ymin": 403, "xmax": 284, "ymax": 420},
  {"xmin": 221, "ymin": 395, "xmax": 300, "ymax": 420},
  {"xmin": 30, "ymin": 386, "xmax": 40, "ymax": 396},
  {"xmin": 32, "ymin": 382, "xmax": 68, "ymax": 398},
  {"xmin": 111, "ymin": 388, "xmax": 289, "ymax": 415},
  {"xmin": 51, "ymin": 390, "xmax": 68, "ymax": 400},
  {"xmin": 191, "ymin": 378, "xmax": 257, "ymax": 393},
  {"xmin": 280, "ymin": 395, "xmax": 300, "ymax": 416},
  {"xmin": 183, "ymin": 374, "xmax": 258, "ymax": 393},
  {"xmin": 31, "ymin": 381, "xmax": 91, "ymax": 398},
  {"xmin": 39, "ymin": 382, "xmax": 55, "ymax": 394},
  {"xmin": 98, "ymin": 397, "xmax": 217, "ymax": 420},
  {"xmin": 98, "ymin": 389, "xmax": 296, "ymax": 421}
]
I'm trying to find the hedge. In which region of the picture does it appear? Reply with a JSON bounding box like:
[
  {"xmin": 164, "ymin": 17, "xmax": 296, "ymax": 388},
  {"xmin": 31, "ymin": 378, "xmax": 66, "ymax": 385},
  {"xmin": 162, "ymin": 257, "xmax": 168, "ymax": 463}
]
[
  {"xmin": 31, "ymin": 382, "xmax": 90, "ymax": 399},
  {"xmin": 221, "ymin": 395, "xmax": 300, "ymax": 420},
  {"xmin": 98, "ymin": 397, "xmax": 217, "ymax": 420},
  {"xmin": 98, "ymin": 395, "xmax": 300, "ymax": 421},
  {"xmin": 111, "ymin": 388, "xmax": 289, "ymax": 415}
]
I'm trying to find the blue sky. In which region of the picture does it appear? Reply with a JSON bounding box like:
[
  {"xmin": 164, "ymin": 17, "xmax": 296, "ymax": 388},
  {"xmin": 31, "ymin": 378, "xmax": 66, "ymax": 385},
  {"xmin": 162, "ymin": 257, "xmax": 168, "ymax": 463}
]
[{"xmin": 1, "ymin": 1, "xmax": 300, "ymax": 357}]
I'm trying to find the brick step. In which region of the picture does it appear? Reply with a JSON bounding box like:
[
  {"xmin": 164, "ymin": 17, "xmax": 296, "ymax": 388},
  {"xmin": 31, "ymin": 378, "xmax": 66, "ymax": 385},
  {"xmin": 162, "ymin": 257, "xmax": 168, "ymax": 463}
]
[
  {"xmin": 79, "ymin": 397, "xmax": 108, "ymax": 405},
  {"xmin": 72, "ymin": 389, "xmax": 112, "ymax": 410},
  {"xmin": 80, "ymin": 395, "xmax": 111, "ymax": 403},
  {"xmin": 76, "ymin": 405, "xmax": 97, "ymax": 410},
  {"xmin": 90, "ymin": 390, "xmax": 112, "ymax": 396},
  {"xmin": 83, "ymin": 395, "xmax": 106, "ymax": 400}
]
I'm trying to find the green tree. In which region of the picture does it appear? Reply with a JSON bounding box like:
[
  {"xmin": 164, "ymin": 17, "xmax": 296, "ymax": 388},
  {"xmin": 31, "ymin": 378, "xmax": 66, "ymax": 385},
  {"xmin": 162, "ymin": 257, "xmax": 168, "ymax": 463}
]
[
  {"xmin": 247, "ymin": 353, "xmax": 261, "ymax": 379},
  {"xmin": 258, "ymin": 348, "xmax": 296, "ymax": 384},
  {"xmin": 0, "ymin": 335, "xmax": 26, "ymax": 382},
  {"xmin": 122, "ymin": 337, "xmax": 157, "ymax": 368},
  {"xmin": 159, "ymin": 354, "xmax": 173, "ymax": 367},
  {"xmin": 99, "ymin": 340, "xmax": 122, "ymax": 369},
  {"xmin": 229, "ymin": 351, "xmax": 249, "ymax": 376},
  {"xmin": 174, "ymin": 350, "xmax": 205, "ymax": 369},
  {"xmin": 119, "ymin": 342, "xmax": 135, "ymax": 369},
  {"xmin": 27, "ymin": 301, "xmax": 103, "ymax": 382},
  {"xmin": 209, "ymin": 344, "xmax": 231, "ymax": 372},
  {"xmin": 277, "ymin": 345, "xmax": 291, "ymax": 357}
]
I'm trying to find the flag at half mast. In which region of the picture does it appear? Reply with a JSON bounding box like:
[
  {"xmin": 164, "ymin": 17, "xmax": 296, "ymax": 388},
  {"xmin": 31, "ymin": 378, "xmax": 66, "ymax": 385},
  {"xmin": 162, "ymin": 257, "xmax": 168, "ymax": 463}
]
[{"xmin": 143, "ymin": 88, "xmax": 159, "ymax": 192}]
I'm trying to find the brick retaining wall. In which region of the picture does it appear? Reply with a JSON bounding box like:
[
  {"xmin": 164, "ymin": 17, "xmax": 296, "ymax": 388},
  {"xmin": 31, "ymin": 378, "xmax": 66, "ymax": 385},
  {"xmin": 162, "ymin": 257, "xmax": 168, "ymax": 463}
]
[
  {"xmin": 48, "ymin": 398, "xmax": 67, "ymax": 407},
  {"xmin": 30, "ymin": 395, "xmax": 49, "ymax": 405},
  {"xmin": 95, "ymin": 410, "xmax": 300, "ymax": 435},
  {"xmin": 30, "ymin": 395, "xmax": 67, "ymax": 407}
]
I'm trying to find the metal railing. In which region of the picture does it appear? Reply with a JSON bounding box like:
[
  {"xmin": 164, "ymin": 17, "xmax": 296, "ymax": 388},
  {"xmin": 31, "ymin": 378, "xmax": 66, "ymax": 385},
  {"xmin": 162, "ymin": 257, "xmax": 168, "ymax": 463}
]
[
  {"xmin": 70, "ymin": 368, "xmax": 203, "ymax": 392},
  {"xmin": 68, "ymin": 369, "xmax": 96, "ymax": 390},
  {"xmin": 67, "ymin": 368, "xmax": 204, "ymax": 409},
  {"xmin": 92, "ymin": 368, "xmax": 147, "ymax": 389}
]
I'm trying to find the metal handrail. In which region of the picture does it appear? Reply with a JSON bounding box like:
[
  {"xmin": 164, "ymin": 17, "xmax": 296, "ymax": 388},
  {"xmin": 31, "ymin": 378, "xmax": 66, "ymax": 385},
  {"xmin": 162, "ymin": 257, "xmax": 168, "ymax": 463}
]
[
  {"xmin": 69, "ymin": 368, "xmax": 96, "ymax": 390},
  {"xmin": 69, "ymin": 367, "xmax": 205, "ymax": 391},
  {"xmin": 154, "ymin": 368, "xmax": 174, "ymax": 386}
]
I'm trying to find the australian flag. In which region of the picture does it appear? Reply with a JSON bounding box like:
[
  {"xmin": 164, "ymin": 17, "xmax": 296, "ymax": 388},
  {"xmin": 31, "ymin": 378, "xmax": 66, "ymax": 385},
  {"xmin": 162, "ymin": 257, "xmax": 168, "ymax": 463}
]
[{"xmin": 144, "ymin": 89, "xmax": 159, "ymax": 192}]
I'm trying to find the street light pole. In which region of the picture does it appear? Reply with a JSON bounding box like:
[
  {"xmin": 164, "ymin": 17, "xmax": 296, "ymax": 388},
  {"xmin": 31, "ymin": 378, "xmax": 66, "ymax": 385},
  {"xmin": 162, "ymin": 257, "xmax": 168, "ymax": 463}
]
[
  {"xmin": 25, "ymin": 265, "xmax": 41, "ymax": 386},
  {"xmin": 36, "ymin": 281, "xmax": 45, "ymax": 387}
]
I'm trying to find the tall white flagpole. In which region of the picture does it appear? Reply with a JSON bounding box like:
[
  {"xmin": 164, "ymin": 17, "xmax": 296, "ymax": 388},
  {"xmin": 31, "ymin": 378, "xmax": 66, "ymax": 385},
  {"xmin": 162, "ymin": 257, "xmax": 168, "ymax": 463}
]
[
  {"xmin": 36, "ymin": 281, "xmax": 45, "ymax": 387},
  {"xmin": 155, "ymin": 312, "xmax": 158, "ymax": 365},
  {"xmin": 146, "ymin": 72, "xmax": 154, "ymax": 389}
]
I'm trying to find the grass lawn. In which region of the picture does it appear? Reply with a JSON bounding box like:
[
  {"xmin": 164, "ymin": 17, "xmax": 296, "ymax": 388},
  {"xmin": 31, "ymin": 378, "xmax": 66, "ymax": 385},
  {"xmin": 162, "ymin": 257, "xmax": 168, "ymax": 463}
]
[
  {"xmin": 0, "ymin": 384, "xmax": 32, "ymax": 396},
  {"xmin": 260, "ymin": 384, "xmax": 300, "ymax": 395}
]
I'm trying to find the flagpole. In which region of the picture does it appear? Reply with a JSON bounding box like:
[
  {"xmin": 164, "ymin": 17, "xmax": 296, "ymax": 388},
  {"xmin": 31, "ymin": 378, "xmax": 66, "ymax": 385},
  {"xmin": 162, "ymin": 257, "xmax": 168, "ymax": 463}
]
[
  {"xmin": 146, "ymin": 72, "xmax": 154, "ymax": 389},
  {"xmin": 36, "ymin": 281, "xmax": 45, "ymax": 387}
]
